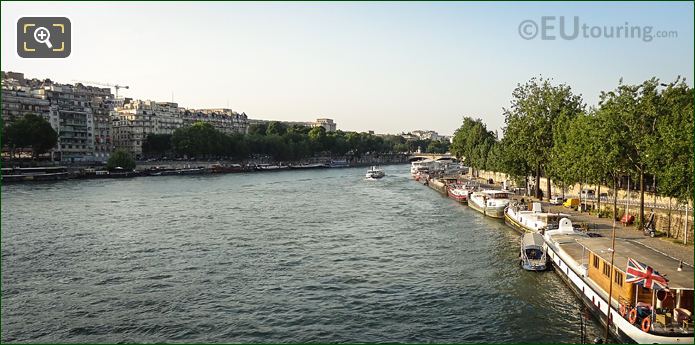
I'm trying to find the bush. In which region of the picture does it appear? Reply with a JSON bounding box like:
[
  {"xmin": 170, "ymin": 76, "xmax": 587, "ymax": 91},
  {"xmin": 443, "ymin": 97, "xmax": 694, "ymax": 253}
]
[{"xmin": 107, "ymin": 149, "xmax": 136, "ymax": 171}]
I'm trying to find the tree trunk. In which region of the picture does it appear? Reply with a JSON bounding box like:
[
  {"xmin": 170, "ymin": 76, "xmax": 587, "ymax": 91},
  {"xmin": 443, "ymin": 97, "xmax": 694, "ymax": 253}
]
[
  {"xmin": 535, "ymin": 162, "xmax": 541, "ymax": 199},
  {"xmin": 613, "ymin": 175, "xmax": 618, "ymax": 223},
  {"xmin": 579, "ymin": 181, "xmax": 583, "ymax": 212},
  {"xmin": 667, "ymin": 198, "xmax": 672, "ymax": 238},
  {"xmin": 639, "ymin": 167, "xmax": 645, "ymax": 230},
  {"xmin": 597, "ymin": 184, "xmax": 601, "ymax": 214},
  {"xmin": 546, "ymin": 176, "xmax": 551, "ymax": 202}
]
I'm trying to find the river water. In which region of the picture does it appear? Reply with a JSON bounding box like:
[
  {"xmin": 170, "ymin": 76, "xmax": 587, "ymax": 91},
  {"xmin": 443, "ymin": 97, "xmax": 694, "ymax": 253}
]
[{"xmin": 1, "ymin": 165, "xmax": 605, "ymax": 343}]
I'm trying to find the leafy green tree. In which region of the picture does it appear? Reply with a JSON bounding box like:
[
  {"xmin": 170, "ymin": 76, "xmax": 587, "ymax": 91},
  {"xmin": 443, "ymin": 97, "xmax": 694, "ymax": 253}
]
[
  {"xmin": 646, "ymin": 78, "xmax": 693, "ymax": 204},
  {"xmin": 266, "ymin": 121, "xmax": 287, "ymax": 136},
  {"xmin": 247, "ymin": 123, "xmax": 267, "ymax": 136},
  {"xmin": 450, "ymin": 117, "xmax": 496, "ymax": 175},
  {"xmin": 142, "ymin": 134, "xmax": 172, "ymax": 156},
  {"xmin": 426, "ymin": 140, "xmax": 449, "ymax": 154},
  {"xmin": 4, "ymin": 114, "xmax": 58, "ymax": 159},
  {"xmin": 501, "ymin": 77, "xmax": 584, "ymax": 200},
  {"xmin": 597, "ymin": 78, "xmax": 661, "ymax": 226},
  {"xmin": 107, "ymin": 149, "xmax": 136, "ymax": 171}
]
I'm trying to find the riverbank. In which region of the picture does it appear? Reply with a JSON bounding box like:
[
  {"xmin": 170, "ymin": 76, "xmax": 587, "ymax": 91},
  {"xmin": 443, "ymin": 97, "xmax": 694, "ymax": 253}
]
[
  {"xmin": 1, "ymin": 154, "xmax": 409, "ymax": 183},
  {"xmin": 420, "ymin": 173, "xmax": 694, "ymax": 266}
]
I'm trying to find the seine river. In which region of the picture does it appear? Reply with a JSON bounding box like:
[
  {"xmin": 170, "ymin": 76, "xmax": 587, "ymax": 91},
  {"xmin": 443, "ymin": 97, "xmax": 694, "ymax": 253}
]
[{"xmin": 2, "ymin": 165, "xmax": 606, "ymax": 343}]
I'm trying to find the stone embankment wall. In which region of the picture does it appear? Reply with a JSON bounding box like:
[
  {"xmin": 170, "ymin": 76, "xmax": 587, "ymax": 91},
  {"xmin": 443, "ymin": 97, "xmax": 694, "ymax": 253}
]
[{"xmin": 472, "ymin": 169, "xmax": 694, "ymax": 245}]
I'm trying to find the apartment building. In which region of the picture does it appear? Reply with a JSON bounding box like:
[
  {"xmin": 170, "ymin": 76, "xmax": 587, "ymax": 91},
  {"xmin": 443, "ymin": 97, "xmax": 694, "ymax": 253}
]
[{"xmin": 184, "ymin": 108, "xmax": 248, "ymax": 134}]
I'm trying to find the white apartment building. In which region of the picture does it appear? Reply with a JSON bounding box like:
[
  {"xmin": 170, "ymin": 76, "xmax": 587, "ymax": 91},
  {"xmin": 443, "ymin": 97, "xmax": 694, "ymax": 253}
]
[
  {"xmin": 313, "ymin": 118, "xmax": 336, "ymax": 132},
  {"xmin": 184, "ymin": 108, "xmax": 249, "ymax": 134},
  {"xmin": 112, "ymin": 99, "xmax": 183, "ymax": 157}
]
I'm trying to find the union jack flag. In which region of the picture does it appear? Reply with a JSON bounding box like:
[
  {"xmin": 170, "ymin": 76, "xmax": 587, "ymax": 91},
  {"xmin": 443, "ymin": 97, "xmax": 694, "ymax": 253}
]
[{"xmin": 625, "ymin": 257, "xmax": 669, "ymax": 290}]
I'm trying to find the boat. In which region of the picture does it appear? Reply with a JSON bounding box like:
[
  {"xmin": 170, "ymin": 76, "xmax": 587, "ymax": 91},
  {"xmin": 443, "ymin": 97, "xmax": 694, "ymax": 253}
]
[
  {"xmin": 329, "ymin": 160, "xmax": 350, "ymax": 168},
  {"xmin": 209, "ymin": 163, "xmax": 245, "ymax": 173},
  {"xmin": 254, "ymin": 163, "xmax": 290, "ymax": 171},
  {"xmin": 289, "ymin": 163, "xmax": 328, "ymax": 170},
  {"xmin": 519, "ymin": 232, "xmax": 547, "ymax": 271},
  {"xmin": 468, "ymin": 189, "xmax": 511, "ymax": 218},
  {"xmin": 505, "ymin": 201, "xmax": 570, "ymax": 234},
  {"xmin": 543, "ymin": 218, "xmax": 694, "ymax": 343},
  {"xmin": 1, "ymin": 166, "xmax": 70, "ymax": 182},
  {"xmin": 410, "ymin": 159, "xmax": 434, "ymax": 175},
  {"xmin": 447, "ymin": 182, "xmax": 470, "ymax": 203},
  {"xmin": 366, "ymin": 166, "xmax": 385, "ymax": 179}
]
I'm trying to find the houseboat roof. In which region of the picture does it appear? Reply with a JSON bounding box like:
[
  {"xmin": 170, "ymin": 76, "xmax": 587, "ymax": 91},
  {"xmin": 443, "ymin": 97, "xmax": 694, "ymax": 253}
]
[
  {"xmin": 522, "ymin": 233, "xmax": 544, "ymax": 248},
  {"xmin": 482, "ymin": 189, "xmax": 509, "ymax": 195},
  {"xmin": 576, "ymin": 237, "xmax": 694, "ymax": 290}
]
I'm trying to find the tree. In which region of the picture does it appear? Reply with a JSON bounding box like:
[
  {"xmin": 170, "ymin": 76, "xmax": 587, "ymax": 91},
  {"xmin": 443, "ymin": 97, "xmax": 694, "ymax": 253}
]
[
  {"xmin": 450, "ymin": 117, "xmax": 496, "ymax": 175},
  {"xmin": 247, "ymin": 123, "xmax": 267, "ymax": 136},
  {"xmin": 501, "ymin": 77, "xmax": 584, "ymax": 200},
  {"xmin": 142, "ymin": 133, "xmax": 172, "ymax": 156},
  {"xmin": 426, "ymin": 140, "xmax": 450, "ymax": 154},
  {"xmin": 308, "ymin": 126, "xmax": 327, "ymax": 153},
  {"xmin": 597, "ymin": 78, "xmax": 661, "ymax": 227},
  {"xmin": 646, "ymin": 78, "xmax": 693, "ymax": 204},
  {"xmin": 266, "ymin": 121, "xmax": 287, "ymax": 136},
  {"xmin": 4, "ymin": 114, "xmax": 58, "ymax": 159},
  {"xmin": 107, "ymin": 149, "xmax": 136, "ymax": 171}
]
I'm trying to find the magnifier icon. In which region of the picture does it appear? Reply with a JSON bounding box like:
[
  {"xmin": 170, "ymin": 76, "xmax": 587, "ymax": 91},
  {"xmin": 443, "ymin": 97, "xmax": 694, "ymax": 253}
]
[{"xmin": 33, "ymin": 27, "xmax": 52, "ymax": 49}]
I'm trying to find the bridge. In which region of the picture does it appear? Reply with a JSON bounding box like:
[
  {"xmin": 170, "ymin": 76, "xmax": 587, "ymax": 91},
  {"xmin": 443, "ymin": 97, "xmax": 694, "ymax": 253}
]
[{"xmin": 407, "ymin": 154, "xmax": 459, "ymax": 162}]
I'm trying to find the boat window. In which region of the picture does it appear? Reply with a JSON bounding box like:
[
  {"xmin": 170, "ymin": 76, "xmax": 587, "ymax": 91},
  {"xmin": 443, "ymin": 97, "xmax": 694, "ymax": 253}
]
[
  {"xmin": 593, "ymin": 254, "xmax": 599, "ymax": 269},
  {"xmin": 525, "ymin": 248, "xmax": 543, "ymax": 259},
  {"xmin": 602, "ymin": 261, "xmax": 611, "ymax": 277},
  {"xmin": 614, "ymin": 270, "xmax": 623, "ymax": 287}
]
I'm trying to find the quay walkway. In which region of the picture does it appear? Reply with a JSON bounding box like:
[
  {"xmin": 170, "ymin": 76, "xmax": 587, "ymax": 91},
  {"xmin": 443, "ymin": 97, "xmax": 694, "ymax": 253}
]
[{"xmin": 436, "ymin": 175, "xmax": 694, "ymax": 266}]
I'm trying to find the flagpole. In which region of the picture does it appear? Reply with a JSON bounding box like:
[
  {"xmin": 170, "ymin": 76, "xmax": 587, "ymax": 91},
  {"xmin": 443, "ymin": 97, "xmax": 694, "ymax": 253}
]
[{"xmin": 605, "ymin": 220, "xmax": 617, "ymax": 341}]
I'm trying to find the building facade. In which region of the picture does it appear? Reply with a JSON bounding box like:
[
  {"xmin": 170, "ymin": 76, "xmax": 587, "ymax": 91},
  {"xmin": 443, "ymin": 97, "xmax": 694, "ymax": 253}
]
[
  {"xmin": 2, "ymin": 72, "xmax": 116, "ymax": 162},
  {"xmin": 112, "ymin": 99, "xmax": 182, "ymax": 157},
  {"xmin": 248, "ymin": 117, "xmax": 336, "ymax": 133},
  {"xmin": 313, "ymin": 118, "xmax": 336, "ymax": 132},
  {"xmin": 184, "ymin": 108, "xmax": 248, "ymax": 134}
]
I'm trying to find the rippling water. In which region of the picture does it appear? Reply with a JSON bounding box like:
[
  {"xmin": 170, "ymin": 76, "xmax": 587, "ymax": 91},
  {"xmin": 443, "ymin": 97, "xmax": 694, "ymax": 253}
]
[{"xmin": 2, "ymin": 165, "xmax": 605, "ymax": 343}]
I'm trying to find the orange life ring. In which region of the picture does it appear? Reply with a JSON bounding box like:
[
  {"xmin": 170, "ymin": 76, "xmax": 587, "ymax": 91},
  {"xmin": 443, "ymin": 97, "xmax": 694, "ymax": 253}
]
[
  {"xmin": 628, "ymin": 308, "xmax": 638, "ymax": 324},
  {"xmin": 641, "ymin": 317, "xmax": 651, "ymax": 332},
  {"xmin": 620, "ymin": 304, "xmax": 627, "ymax": 317}
]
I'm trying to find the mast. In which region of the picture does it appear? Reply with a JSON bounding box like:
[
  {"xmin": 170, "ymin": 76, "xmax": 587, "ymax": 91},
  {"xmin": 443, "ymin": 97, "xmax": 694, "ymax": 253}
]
[{"xmin": 605, "ymin": 221, "xmax": 617, "ymax": 341}]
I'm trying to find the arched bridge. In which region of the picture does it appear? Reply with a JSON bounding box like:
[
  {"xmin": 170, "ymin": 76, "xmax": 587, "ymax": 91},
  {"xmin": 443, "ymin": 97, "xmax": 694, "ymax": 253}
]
[{"xmin": 407, "ymin": 154, "xmax": 459, "ymax": 162}]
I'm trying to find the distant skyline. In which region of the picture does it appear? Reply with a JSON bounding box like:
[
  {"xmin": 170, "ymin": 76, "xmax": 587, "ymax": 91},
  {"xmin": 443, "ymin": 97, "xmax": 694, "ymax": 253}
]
[{"xmin": 2, "ymin": 1, "xmax": 693, "ymax": 135}]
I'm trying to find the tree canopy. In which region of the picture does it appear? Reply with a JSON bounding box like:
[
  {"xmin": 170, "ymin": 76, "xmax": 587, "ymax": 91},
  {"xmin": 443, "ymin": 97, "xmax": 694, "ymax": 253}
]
[{"xmin": 3, "ymin": 113, "xmax": 58, "ymax": 159}]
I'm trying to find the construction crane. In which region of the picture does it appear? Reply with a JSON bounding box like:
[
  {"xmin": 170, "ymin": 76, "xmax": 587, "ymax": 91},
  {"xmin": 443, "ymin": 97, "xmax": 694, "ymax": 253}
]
[{"xmin": 72, "ymin": 80, "xmax": 130, "ymax": 98}]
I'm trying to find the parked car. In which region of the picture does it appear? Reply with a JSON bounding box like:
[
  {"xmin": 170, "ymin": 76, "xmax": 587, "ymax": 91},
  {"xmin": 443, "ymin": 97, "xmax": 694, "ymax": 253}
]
[{"xmin": 550, "ymin": 195, "xmax": 564, "ymax": 205}]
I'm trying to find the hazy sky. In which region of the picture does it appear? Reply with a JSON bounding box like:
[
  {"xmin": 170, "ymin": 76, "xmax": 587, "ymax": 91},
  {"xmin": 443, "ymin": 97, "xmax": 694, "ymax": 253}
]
[{"xmin": 2, "ymin": 1, "xmax": 693, "ymax": 135}]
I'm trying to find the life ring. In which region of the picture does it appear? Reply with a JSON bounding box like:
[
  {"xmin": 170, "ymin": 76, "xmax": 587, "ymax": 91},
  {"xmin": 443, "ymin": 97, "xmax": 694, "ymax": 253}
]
[
  {"xmin": 641, "ymin": 317, "xmax": 651, "ymax": 332},
  {"xmin": 628, "ymin": 309, "xmax": 638, "ymax": 324},
  {"xmin": 620, "ymin": 304, "xmax": 627, "ymax": 317}
]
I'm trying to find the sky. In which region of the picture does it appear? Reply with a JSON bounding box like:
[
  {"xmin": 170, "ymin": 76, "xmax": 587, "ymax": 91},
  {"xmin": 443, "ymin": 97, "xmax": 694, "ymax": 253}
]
[{"xmin": 2, "ymin": 1, "xmax": 693, "ymax": 135}]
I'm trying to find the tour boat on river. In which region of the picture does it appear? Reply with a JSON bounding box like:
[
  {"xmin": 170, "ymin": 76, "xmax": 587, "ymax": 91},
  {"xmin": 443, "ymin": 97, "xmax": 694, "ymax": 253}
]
[
  {"xmin": 468, "ymin": 190, "xmax": 511, "ymax": 218},
  {"xmin": 505, "ymin": 201, "xmax": 570, "ymax": 234},
  {"xmin": 366, "ymin": 166, "xmax": 385, "ymax": 179},
  {"xmin": 544, "ymin": 219, "xmax": 694, "ymax": 343},
  {"xmin": 410, "ymin": 159, "xmax": 434, "ymax": 176}
]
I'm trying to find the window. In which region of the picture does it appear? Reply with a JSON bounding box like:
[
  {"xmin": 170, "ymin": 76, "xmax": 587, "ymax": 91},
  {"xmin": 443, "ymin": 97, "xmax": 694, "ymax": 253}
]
[
  {"xmin": 593, "ymin": 255, "xmax": 600, "ymax": 269},
  {"xmin": 614, "ymin": 270, "xmax": 624, "ymax": 287},
  {"xmin": 602, "ymin": 261, "xmax": 611, "ymax": 277}
]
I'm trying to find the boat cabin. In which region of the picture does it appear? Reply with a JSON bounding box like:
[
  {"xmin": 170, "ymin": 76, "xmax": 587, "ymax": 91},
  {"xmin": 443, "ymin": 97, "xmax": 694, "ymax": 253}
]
[{"xmin": 579, "ymin": 237, "xmax": 693, "ymax": 336}]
